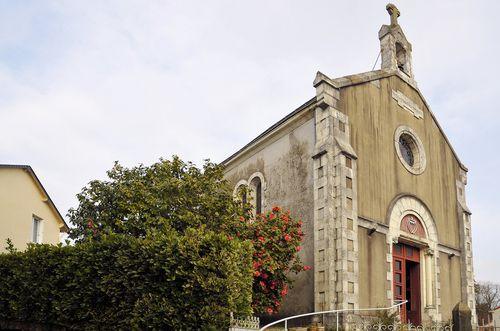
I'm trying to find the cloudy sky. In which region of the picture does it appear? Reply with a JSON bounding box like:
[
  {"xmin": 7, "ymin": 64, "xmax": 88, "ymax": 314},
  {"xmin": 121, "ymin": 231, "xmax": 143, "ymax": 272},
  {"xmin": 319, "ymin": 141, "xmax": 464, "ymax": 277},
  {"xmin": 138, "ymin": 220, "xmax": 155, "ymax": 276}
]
[{"xmin": 0, "ymin": 1, "xmax": 498, "ymax": 282}]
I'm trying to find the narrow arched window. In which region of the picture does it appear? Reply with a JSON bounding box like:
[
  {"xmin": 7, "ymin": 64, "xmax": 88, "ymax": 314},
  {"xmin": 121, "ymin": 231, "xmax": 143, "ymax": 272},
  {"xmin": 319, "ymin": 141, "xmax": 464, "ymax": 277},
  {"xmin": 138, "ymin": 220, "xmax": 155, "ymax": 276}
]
[
  {"xmin": 250, "ymin": 177, "xmax": 262, "ymax": 215},
  {"xmin": 236, "ymin": 184, "xmax": 247, "ymax": 205}
]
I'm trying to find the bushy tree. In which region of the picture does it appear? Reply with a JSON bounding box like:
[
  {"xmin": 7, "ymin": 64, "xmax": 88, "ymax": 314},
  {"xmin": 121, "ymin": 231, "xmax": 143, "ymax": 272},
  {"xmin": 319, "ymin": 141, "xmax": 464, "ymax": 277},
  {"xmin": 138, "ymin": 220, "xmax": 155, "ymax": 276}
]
[
  {"xmin": 68, "ymin": 156, "xmax": 308, "ymax": 314},
  {"xmin": 0, "ymin": 229, "xmax": 253, "ymax": 330},
  {"xmin": 68, "ymin": 156, "xmax": 242, "ymax": 239}
]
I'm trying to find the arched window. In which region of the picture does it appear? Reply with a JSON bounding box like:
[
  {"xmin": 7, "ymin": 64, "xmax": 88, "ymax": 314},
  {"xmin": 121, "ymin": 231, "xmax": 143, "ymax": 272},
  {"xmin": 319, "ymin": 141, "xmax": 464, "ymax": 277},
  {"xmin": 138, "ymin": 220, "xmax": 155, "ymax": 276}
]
[
  {"xmin": 250, "ymin": 177, "xmax": 262, "ymax": 215},
  {"xmin": 235, "ymin": 184, "xmax": 247, "ymax": 205}
]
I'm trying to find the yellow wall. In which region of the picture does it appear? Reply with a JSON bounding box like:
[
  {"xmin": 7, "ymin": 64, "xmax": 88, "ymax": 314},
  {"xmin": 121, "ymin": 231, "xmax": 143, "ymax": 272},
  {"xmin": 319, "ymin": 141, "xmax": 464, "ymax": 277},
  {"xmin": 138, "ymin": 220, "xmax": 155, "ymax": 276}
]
[
  {"xmin": 358, "ymin": 228, "xmax": 389, "ymax": 308},
  {"xmin": 341, "ymin": 76, "xmax": 461, "ymax": 248},
  {"xmin": 438, "ymin": 252, "xmax": 462, "ymax": 322},
  {"xmin": 0, "ymin": 168, "xmax": 63, "ymax": 251}
]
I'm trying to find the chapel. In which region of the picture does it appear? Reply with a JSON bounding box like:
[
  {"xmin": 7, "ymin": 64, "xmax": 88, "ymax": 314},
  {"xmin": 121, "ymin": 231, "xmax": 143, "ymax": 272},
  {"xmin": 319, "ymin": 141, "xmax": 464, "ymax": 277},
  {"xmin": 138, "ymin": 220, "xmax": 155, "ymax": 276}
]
[{"xmin": 223, "ymin": 4, "xmax": 476, "ymax": 327}]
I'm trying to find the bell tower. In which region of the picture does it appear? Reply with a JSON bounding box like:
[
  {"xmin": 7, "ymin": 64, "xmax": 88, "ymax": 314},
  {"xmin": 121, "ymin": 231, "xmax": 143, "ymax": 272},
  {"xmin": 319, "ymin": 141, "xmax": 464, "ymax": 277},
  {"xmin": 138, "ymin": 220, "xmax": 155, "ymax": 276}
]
[{"xmin": 379, "ymin": 4, "xmax": 414, "ymax": 79}]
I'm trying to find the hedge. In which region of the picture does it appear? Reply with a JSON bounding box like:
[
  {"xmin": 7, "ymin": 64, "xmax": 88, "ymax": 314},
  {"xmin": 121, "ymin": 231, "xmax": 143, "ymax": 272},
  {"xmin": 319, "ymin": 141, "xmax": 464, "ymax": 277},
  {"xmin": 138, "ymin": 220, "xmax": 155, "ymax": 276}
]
[{"xmin": 0, "ymin": 228, "xmax": 253, "ymax": 330}]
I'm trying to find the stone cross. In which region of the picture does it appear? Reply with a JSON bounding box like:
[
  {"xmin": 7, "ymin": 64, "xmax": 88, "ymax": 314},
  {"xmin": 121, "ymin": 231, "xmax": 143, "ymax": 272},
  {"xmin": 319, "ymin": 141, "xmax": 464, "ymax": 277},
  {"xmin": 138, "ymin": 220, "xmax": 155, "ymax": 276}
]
[{"xmin": 386, "ymin": 3, "xmax": 400, "ymax": 26}]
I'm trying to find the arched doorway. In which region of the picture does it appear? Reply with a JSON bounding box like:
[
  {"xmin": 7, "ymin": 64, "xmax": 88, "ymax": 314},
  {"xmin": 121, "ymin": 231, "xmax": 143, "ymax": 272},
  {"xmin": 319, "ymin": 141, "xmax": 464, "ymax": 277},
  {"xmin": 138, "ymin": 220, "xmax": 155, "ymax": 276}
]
[
  {"xmin": 387, "ymin": 196, "xmax": 440, "ymax": 325},
  {"xmin": 393, "ymin": 213, "xmax": 427, "ymax": 325}
]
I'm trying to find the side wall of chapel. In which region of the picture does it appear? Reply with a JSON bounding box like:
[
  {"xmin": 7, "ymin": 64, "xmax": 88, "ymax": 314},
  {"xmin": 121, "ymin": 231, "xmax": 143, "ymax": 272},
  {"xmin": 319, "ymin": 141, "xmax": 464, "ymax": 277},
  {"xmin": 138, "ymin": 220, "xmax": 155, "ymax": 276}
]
[{"xmin": 224, "ymin": 107, "xmax": 317, "ymax": 318}]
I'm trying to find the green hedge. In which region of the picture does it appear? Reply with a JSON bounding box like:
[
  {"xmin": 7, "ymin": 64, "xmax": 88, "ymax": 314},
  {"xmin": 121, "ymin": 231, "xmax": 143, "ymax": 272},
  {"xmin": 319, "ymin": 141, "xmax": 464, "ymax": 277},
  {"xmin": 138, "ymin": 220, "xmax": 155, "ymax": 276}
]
[{"xmin": 0, "ymin": 228, "xmax": 253, "ymax": 330}]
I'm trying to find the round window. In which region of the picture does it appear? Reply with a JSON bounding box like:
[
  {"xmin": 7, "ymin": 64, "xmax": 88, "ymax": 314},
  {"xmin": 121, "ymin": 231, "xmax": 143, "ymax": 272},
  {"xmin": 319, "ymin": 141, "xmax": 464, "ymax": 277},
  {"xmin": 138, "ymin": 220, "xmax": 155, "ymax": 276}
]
[{"xmin": 394, "ymin": 126, "xmax": 426, "ymax": 175}]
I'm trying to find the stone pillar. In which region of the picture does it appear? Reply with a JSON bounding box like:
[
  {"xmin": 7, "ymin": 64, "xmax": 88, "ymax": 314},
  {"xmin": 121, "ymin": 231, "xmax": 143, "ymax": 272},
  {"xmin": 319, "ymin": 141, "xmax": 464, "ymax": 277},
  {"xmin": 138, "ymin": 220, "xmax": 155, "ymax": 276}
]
[
  {"xmin": 312, "ymin": 72, "xmax": 359, "ymax": 324},
  {"xmin": 456, "ymin": 169, "xmax": 477, "ymax": 326},
  {"xmin": 452, "ymin": 302, "xmax": 472, "ymax": 331},
  {"xmin": 424, "ymin": 249, "xmax": 434, "ymax": 307}
]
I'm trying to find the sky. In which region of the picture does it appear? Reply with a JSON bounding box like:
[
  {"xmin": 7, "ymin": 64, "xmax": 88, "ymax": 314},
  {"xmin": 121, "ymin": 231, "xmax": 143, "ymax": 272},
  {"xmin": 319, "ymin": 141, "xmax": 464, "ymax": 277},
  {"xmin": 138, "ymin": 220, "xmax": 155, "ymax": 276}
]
[{"xmin": 0, "ymin": 1, "xmax": 498, "ymax": 282}]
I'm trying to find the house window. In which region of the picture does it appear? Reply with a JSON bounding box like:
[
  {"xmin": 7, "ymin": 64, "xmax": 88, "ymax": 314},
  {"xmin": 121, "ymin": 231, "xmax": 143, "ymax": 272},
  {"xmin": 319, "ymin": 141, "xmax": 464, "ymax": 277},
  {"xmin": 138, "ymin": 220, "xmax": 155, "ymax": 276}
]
[{"xmin": 32, "ymin": 216, "xmax": 42, "ymax": 243}]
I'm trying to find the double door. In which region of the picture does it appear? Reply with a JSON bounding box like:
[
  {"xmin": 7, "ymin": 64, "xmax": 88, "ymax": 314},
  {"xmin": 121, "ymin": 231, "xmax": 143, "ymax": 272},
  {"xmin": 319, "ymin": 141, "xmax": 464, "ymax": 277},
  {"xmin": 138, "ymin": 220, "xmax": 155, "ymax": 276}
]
[{"xmin": 393, "ymin": 243, "xmax": 421, "ymax": 325}]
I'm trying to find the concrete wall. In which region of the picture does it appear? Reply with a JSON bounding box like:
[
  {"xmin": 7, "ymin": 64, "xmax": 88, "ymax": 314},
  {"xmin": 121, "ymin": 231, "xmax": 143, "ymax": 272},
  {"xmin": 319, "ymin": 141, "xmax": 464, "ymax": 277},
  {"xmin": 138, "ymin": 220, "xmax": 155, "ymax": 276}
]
[
  {"xmin": 340, "ymin": 75, "xmax": 462, "ymax": 248},
  {"xmin": 438, "ymin": 252, "xmax": 462, "ymax": 322},
  {"xmin": 224, "ymin": 107, "xmax": 316, "ymax": 317},
  {"xmin": 340, "ymin": 75, "xmax": 467, "ymax": 320},
  {"xmin": 358, "ymin": 228, "xmax": 388, "ymax": 308},
  {"xmin": 0, "ymin": 168, "xmax": 63, "ymax": 251}
]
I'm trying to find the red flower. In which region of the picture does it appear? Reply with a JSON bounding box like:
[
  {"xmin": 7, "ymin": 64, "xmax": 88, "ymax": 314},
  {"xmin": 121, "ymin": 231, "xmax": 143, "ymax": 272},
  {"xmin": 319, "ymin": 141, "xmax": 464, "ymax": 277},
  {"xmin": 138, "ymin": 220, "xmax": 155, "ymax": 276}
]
[
  {"xmin": 280, "ymin": 287, "xmax": 288, "ymax": 296},
  {"xmin": 227, "ymin": 236, "xmax": 233, "ymax": 241},
  {"xmin": 272, "ymin": 206, "xmax": 281, "ymax": 213},
  {"xmin": 266, "ymin": 307, "xmax": 274, "ymax": 314},
  {"xmin": 261, "ymin": 273, "xmax": 268, "ymax": 279},
  {"xmin": 284, "ymin": 234, "xmax": 291, "ymax": 242},
  {"xmin": 303, "ymin": 265, "xmax": 312, "ymax": 271},
  {"xmin": 258, "ymin": 236, "xmax": 265, "ymax": 243},
  {"xmin": 269, "ymin": 213, "xmax": 276, "ymax": 220},
  {"xmin": 274, "ymin": 300, "xmax": 281, "ymax": 307},
  {"xmin": 253, "ymin": 261, "xmax": 261, "ymax": 269},
  {"xmin": 260, "ymin": 281, "xmax": 266, "ymax": 288},
  {"xmin": 239, "ymin": 216, "xmax": 245, "ymax": 222},
  {"xmin": 254, "ymin": 271, "xmax": 261, "ymax": 277},
  {"xmin": 296, "ymin": 246, "xmax": 302, "ymax": 252}
]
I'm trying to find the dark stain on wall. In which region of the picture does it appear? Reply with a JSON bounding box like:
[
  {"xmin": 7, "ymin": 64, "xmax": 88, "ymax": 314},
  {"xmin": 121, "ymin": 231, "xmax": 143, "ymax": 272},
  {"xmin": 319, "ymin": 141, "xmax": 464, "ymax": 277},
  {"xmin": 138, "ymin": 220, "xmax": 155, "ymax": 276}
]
[
  {"xmin": 266, "ymin": 133, "xmax": 315, "ymax": 317},
  {"xmin": 225, "ymin": 130, "xmax": 315, "ymax": 318}
]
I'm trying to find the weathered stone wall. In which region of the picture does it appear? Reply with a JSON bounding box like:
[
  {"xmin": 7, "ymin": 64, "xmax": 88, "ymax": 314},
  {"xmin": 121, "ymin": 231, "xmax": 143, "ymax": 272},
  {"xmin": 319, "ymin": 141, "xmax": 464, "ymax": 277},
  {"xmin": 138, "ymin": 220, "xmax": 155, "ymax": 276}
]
[{"xmin": 224, "ymin": 108, "xmax": 316, "ymax": 317}]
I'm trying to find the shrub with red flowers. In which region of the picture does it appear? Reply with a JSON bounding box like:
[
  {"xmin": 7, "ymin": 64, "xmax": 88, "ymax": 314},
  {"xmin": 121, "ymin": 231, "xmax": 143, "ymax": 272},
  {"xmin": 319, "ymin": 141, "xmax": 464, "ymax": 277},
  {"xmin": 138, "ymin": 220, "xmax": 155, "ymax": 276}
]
[
  {"xmin": 68, "ymin": 157, "xmax": 309, "ymax": 318},
  {"xmin": 230, "ymin": 206, "xmax": 307, "ymax": 315}
]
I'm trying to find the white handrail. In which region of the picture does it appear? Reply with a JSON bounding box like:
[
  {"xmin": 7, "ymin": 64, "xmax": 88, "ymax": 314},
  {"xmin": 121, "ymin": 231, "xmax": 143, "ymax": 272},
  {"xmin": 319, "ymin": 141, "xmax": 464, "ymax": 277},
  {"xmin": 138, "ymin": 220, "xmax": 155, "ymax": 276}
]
[{"xmin": 259, "ymin": 300, "xmax": 407, "ymax": 331}]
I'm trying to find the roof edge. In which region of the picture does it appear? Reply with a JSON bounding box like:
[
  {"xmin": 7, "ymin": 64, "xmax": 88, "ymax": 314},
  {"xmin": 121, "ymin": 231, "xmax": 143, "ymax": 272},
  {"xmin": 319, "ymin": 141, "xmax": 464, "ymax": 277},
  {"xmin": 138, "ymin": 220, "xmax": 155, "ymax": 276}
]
[
  {"xmin": 221, "ymin": 68, "xmax": 468, "ymax": 173},
  {"xmin": 328, "ymin": 69, "xmax": 468, "ymax": 171},
  {"xmin": 0, "ymin": 164, "xmax": 70, "ymax": 232},
  {"xmin": 221, "ymin": 97, "xmax": 316, "ymax": 166}
]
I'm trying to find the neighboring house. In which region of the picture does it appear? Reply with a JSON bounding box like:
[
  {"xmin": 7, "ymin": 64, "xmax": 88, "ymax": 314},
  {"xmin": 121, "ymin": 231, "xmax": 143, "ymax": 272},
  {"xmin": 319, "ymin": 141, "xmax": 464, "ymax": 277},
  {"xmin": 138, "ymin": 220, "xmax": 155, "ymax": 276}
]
[
  {"xmin": 492, "ymin": 307, "xmax": 500, "ymax": 329},
  {"xmin": 223, "ymin": 4, "xmax": 476, "ymax": 327},
  {"xmin": 0, "ymin": 164, "xmax": 68, "ymax": 251},
  {"xmin": 479, "ymin": 307, "xmax": 500, "ymax": 330}
]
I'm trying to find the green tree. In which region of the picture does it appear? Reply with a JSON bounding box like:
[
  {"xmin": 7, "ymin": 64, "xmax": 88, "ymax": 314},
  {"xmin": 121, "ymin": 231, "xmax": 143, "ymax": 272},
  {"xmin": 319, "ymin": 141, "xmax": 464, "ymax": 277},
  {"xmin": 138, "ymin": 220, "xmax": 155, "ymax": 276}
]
[
  {"xmin": 68, "ymin": 156, "xmax": 243, "ymax": 240},
  {"xmin": 68, "ymin": 156, "xmax": 307, "ymax": 314}
]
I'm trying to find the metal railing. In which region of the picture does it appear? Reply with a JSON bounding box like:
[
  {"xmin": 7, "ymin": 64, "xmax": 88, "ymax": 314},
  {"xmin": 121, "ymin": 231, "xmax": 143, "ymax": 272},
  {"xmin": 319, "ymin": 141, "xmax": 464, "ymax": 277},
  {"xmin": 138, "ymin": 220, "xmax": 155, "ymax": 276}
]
[{"xmin": 260, "ymin": 300, "xmax": 408, "ymax": 331}]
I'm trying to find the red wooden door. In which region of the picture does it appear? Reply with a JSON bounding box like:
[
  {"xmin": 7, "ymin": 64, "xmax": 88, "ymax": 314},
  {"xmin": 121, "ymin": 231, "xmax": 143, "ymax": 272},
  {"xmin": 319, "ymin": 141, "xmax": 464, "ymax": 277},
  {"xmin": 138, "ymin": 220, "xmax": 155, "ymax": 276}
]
[{"xmin": 393, "ymin": 243, "xmax": 421, "ymax": 325}]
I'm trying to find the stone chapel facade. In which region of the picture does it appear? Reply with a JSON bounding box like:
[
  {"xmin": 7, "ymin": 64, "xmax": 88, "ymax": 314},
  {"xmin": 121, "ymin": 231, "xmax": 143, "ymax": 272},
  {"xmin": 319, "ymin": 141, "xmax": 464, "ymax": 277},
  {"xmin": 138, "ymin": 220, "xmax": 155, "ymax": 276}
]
[{"xmin": 222, "ymin": 4, "xmax": 476, "ymax": 326}]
